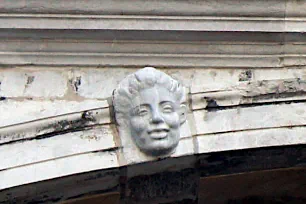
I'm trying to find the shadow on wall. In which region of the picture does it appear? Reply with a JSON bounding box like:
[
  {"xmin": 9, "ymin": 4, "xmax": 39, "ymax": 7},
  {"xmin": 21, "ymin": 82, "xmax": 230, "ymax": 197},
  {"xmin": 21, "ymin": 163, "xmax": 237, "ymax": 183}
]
[{"xmin": 227, "ymin": 196, "xmax": 306, "ymax": 204}]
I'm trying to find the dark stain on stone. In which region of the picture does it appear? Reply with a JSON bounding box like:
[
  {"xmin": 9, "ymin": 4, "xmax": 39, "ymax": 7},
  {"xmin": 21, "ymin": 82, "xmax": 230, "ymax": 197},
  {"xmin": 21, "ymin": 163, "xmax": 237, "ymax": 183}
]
[
  {"xmin": 81, "ymin": 111, "xmax": 96, "ymax": 122},
  {"xmin": 199, "ymin": 144, "xmax": 306, "ymax": 177},
  {"xmin": 26, "ymin": 76, "xmax": 35, "ymax": 85},
  {"xmin": 246, "ymin": 91, "xmax": 306, "ymax": 102},
  {"xmin": 49, "ymin": 119, "xmax": 86, "ymax": 132},
  {"xmin": 205, "ymin": 98, "xmax": 219, "ymax": 108},
  {"xmin": 239, "ymin": 70, "xmax": 252, "ymax": 81},
  {"xmin": 26, "ymin": 196, "xmax": 62, "ymax": 204},
  {"xmin": 128, "ymin": 168, "xmax": 198, "ymax": 202},
  {"xmin": 162, "ymin": 198, "xmax": 198, "ymax": 204},
  {"xmin": 65, "ymin": 187, "xmax": 118, "ymax": 202},
  {"xmin": 0, "ymin": 112, "xmax": 101, "ymax": 147},
  {"xmin": 37, "ymin": 111, "xmax": 95, "ymax": 134},
  {"xmin": 73, "ymin": 76, "xmax": 82, "ymax": 92}
]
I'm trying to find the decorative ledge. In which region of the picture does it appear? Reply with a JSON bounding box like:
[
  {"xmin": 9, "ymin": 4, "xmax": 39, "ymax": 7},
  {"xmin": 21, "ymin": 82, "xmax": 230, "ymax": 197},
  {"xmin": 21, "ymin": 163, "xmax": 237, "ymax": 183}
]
[
  {"xmin": 1, "ymin": 14, "xmax": 306, "ymax": 32},
  {"xmin": 1, "ymin": 39, "xmax": 306, "ymax": 67}
]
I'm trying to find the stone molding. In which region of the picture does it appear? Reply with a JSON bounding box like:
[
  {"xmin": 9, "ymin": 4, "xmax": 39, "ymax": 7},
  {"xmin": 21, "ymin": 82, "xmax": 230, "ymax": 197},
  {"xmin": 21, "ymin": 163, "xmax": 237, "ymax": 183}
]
[
  {"xmin": 0, "ymin": 106, "xmax": 110, "ymax": 145},
  {"xmin": 1, "ymin": 14, "xmax": 305, "ymax": 32},
  {"xmin": 0, "ymin": 0, "xmax": 305, "ymax": 18},
  {"xmin": 0, "ymin": 1, "xmax": 305, "ymax": 67},
  {"xmin": 1, "ymin": 39, "xmax": 306, "ymax": 67}
]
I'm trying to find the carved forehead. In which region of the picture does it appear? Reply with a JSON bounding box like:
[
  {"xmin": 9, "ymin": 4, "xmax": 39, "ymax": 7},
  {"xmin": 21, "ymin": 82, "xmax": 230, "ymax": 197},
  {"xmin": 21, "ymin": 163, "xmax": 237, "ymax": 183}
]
[
  {"xmin": 113, "ymin": 67, "xmax": 185, "ymax": 114},
  {"xmin": 130, "ymin": 86, "xmax": 179, "ymax": 106}
]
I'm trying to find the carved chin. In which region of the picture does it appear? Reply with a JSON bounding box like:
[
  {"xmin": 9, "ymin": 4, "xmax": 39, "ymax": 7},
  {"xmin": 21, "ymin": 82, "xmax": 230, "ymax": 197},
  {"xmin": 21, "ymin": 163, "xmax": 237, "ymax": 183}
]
[{"xmin": 134, "ymin": 136, "xmax": 180, "ymax": 156}]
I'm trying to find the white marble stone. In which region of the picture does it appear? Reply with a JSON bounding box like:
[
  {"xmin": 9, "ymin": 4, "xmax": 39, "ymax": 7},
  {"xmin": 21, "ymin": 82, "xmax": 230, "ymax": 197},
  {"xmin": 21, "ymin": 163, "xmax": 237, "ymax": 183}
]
[
  {"xmin": 172, "ymin": 137, "xmax": 194, "ymax": 158},
  {"xmin": 0, "ymin": 126, "xmax": 116, "ymax": 170},
  {"xmin": 196, "ymin": 126, "xmax": 306, "ymax": 154},
  {"xmin": 71, "ymin": 68, "xmax": 136, "ymax": 99},
  {"xmin": 0, "ymin": 151, "xmax": 118, "ymax": 190},
  {"xmin": 24, "ymin": 71, "xmax": 67, "ymax": 98},
  {"xmin": 0, "ymin": 0, "xmax": 287, "ymax": 17},
  {"xmin": 0, "ymin": 71, "xmax": 27, "ymax": 97},
  {"xmin": 0, "ymin": 99, "xmax": 108, "ymax": 127},
  {"xmin": 191, "ymin": 68, "xmax": 306, "ymax": 94},
  {"xmin": 191, "ymin": 77, "xmax": 306, "ymax": 110},
  {"xmin": 194, "ymin": 103, "xmax": 306, "ymax": 135},
  {"xmin": 0, "ymin": 70, "xmax": 67, "ymax": 98}
]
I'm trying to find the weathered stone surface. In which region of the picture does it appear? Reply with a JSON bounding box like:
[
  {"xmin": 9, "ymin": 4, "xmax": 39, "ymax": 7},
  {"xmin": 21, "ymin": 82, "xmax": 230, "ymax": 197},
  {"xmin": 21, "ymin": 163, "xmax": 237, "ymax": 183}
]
[
  {"xmin": 5, "ymin": 13, "xmax": 305, "ymax": 33},
  {"xmin": 172, "ymin": 137, "xmax": 194, "ymax": 158},
  {"xmin": 0, "ymin": 169, "xmax": 120, "ymax": 204},
  {"xmin": 0, "ymin": 150, "xmax": 118, "ymax": 190},
  {"xmin": 199, "ymin": 168, "xmax": 306, "ymax": 203},
  {"xmin": 0, "ymin": 0, "xmax": 306, "ymax": 202},
  {"xmin": 0, "ymin": 70, "xmax": 67, "ymax": 98},
  {"xmin": 0, "ymin": 107, "xmax": 111, "ymax": 145},
  {"xmin": 286, "ymin": 0, "xmax": 306, "ymax": 17},
  {"xmin": 0, "ymin": 99, "xmax": 108, "ymax": 127},
  {"xmin": 2, "ymin": 40, "xmax": 306, "ymax": 67},
  {"xmin": 194, "ymin": 103, "xmax": 306, "ymax": 135},
  {"xmin": 192, "ymin": 78, "xmax": 306, "ymax": 110},
  {"xmin": 191, "ymin": 68, "xmax": 306, "ymax": 94},
  {"xmin": 0, "ymin": 0, "xmax": 286, "ymax": 17},
  {"xmin": 71, "ymin": 69, "xmax": 136, "ymax": 99},
  {"xmin": 198, "ymin": 144, "xmax": 306, "ymax": 177},
  {"xmin": 126, "ymin": 168, "xmax": 198, "ymax": 204},
  {"xmin": 118, "ymin": 135, "xmax": 194, "ymax": 166},
  {"xmin": 0, "ymin": 71, "xmax": 26, "ymax": 97},
  {"xmin": 196, "ymin": 126, "xmax": 306, "ymax": 154},
  {"xmin": 62, "ymin": 193, "xmax": 120, "ymax": 204},
  {"xmin": 0, "ymin": 125, "xmax": 116, "ymax": 170}
]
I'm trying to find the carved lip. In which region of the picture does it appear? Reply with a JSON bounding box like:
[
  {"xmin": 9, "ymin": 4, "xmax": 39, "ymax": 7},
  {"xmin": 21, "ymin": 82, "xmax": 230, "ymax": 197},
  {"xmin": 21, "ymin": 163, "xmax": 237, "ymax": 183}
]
[{"xmin": 148, "ymin": 128, "xmax": 169, "ymax": 139}]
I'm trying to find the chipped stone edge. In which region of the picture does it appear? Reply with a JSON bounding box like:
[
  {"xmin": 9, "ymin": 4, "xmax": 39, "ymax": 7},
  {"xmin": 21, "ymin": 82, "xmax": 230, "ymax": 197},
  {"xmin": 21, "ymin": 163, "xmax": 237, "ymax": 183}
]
[{"xmin": 0, "ymin": 107, "xmax": 110, "ymax": 145}]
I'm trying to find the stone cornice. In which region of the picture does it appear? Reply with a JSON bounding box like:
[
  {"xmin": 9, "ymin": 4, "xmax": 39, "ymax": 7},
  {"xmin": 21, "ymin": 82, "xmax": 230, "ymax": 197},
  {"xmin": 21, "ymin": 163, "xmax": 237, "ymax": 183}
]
[
  {"xmin": 1, "ymin": 0, "xmax": 305, "ymax": 18},
  {"xmin": 1, "ymin": 14, "xmax": 305, "ymax": 32},
  {"xmin": 0, "ymin": 0, "xmax": 305, "ymax": 67},
  {"xmin": 1, "ymin": 39, "xmax": 306, "ymax": 67}
]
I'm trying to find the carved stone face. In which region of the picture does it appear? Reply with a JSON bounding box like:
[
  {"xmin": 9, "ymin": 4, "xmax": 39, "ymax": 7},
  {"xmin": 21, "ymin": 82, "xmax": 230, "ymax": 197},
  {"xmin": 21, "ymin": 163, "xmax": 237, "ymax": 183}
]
[
  {"xmin": 113, "ymin": 67, "xmax": 187, "ymax": 157},
  {"xmin": 129, "ymin": 86, "xmax": 181, "ymax": 155}
]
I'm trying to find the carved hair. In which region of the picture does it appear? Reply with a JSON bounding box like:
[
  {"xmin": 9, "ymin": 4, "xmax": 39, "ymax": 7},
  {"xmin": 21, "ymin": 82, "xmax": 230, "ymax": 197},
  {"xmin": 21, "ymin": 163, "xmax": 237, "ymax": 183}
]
[{"xmin": 113, "ymin": 67, "xmax": 185, "ymax": 122}]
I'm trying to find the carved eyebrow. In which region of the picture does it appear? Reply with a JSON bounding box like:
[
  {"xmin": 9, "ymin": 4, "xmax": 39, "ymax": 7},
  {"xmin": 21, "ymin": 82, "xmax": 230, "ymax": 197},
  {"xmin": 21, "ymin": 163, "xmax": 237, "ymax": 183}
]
[
  {"xmin": 159, "ymin": 101, "xmax": 175, "ymax": 106},
  {"xmin": 131, "ymin": 104, "xmax": 150, "ymax": 113}
]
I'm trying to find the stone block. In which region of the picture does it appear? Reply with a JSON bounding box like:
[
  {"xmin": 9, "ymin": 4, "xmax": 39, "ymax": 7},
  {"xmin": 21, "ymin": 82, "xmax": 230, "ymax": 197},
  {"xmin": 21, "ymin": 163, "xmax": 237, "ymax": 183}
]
[
  {"xmin": 71, "ymin": 69, "xmax": 136, "ymax": 99},
  {"xmin": 0, "ymin": 99, "xmax": 108, "ymax": 127},
  {"xmin": 126, "ymin": 168, "xmax": 198, "ymax": 204},
  {"xmin": 0, "ymin": 70, "xmax": 68, "ymax": 98},
  {"xmin": 0, "ymin": 125, "xmax": 116, "ymax": 170},
  {"xmin": 193, "ymin": 103, "xmax": 306, "ymax": 135},
  {"xmin": 196, "ymin": 126, "xmax": 306, "ymax": 154},
  {"xmin": 23, "ymin": 71, "xmax": 67, "ymax": 98},
  {"xmin": 191, "ymin": 68, "xmax": 306, "ymax": 94},
  {"xmin": 0, "ymin": 150, "xmax": 118, "ymax": 190}
]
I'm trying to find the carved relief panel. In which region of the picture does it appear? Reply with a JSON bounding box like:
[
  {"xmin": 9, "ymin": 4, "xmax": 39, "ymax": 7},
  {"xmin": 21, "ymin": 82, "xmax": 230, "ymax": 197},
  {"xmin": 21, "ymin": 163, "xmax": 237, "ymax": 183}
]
[{"xmin": 113, "ymin": 67, "xmax": 187, "ymax": 157}]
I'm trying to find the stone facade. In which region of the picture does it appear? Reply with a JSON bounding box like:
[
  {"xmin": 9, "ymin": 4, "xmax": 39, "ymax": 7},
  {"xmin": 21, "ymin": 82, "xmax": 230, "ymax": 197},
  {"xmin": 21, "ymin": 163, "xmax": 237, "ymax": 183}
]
[{"xmin": 0, "ymin": 0, "xmax": 306, "ymax": 203}]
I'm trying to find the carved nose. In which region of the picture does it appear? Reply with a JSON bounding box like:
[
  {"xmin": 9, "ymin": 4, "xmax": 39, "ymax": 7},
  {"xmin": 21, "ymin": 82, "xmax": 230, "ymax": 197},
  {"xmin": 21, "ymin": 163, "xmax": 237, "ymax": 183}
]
[{"xmin": 151, "ymin": 110, "xmax": 164, "ymax": 123}]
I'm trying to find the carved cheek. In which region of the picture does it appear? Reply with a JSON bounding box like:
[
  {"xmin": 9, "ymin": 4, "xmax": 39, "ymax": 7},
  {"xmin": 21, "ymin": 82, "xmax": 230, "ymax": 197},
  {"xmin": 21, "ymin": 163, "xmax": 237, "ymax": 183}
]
[
  {"xmin": 163, "ymin": 113, "xmax": 180, "ymax": 128},
  {"xmin": 130, "ymin": 116, "xmax": 149, "ymax": 134}
]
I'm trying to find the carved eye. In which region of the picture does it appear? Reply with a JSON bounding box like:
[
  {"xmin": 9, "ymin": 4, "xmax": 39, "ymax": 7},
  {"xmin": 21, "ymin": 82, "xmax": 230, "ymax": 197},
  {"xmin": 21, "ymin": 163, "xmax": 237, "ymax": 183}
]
[
  {"xmin": 138, "ymin": 109, "xmax": 148, "ymax": 116},
  {"xmin": 162, "ymin": 104, "xmax": 174, "ymax": 113}
]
